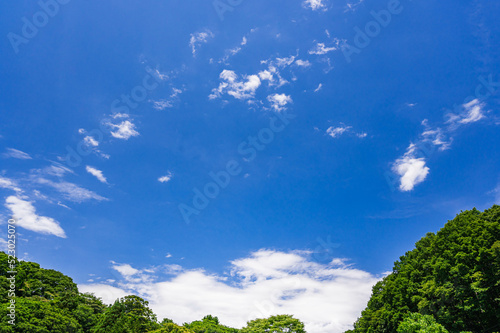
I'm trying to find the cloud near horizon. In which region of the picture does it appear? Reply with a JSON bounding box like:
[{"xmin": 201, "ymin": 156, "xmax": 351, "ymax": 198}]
[{"xmin": 80, "ymin": 249, "xmax": 381, "ymax": 333}]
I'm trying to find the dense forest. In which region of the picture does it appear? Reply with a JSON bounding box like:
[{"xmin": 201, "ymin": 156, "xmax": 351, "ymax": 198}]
[{"xmin": 0, "ymin": 205, "xmax": 498, "ymax": 332}]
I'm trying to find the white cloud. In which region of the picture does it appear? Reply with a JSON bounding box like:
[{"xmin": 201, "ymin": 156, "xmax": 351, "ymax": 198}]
[
  {"xmin": 210, "ymin": 70, "xmax": 262, "ymax": 100},
  {"xmin": 4, "ymin": 196, "xmax": 66, "ymax": 238},
  {"xmin": 190, "ymin": 30, "xmax": 214, "ymax": 57},
  {"xmin": 392, "ymin": 144, "xmax": 430, "ymax": 191},
  {"xmin": 314, "ymin": 83, "xmax": 323, "ymax": 92},
  {"xmin": 267, "ymin": 94, "xmax": 293, "ymax": 112},
  {"xmin": 459, "ymin": 99, "xmax": 486, "ymax": 124},
  {"xmin": 309, "ymin": 42, "xmax": 338, "ymax": 55},
  {"xmin": 79, "ymin": 284, "xmax": 129, "ymax": 304},
  {"xmin": 295, "ymin": 59, "xmax": 311, "ymax": 67},
  {"xmin": 109, "ymin": 120, "xmax": 139, "ymax": 140},
  {"xmin": 84, "ymin": 136, "xmax": 99, "ymax": 147},
  {"xmin": 158, "ymin": 172, "xmax": 173, "ymax": 183},
  {"xmin": 86, "ymin": 166, "xmax": 108, "ymax": 184},
  {"xmin": 356, "ymin": 132, "xmax": 368, "ymax": 138},
  {"xmin": 35, "ymin": 178, "xmax": 107, "ymax": 202},
  {"xmin": 0, "ymin": 177, "xmax": 22, "ymax": 193},
  {"xmin": 152, "ymin": 100, "xmax": 173, "ymax": 110},
  {"xmin": 446, "ymin": 99, "xmax": 486, "ymax": 127},
  {"xmin": 3, "ymin": 148, "xmax": 32, "ymax": 160},
  {"xmin": 303, "ymin": 0, "xmax": 326, "ymax": 11},
  {"xmin": 326, "ymin": 125, "xmax": 352, "ymax": 138},
  {"xmin": 80, "ymin": 250, "xmax": 380, "ymax": 333},
  {"xmin": 345, "ymin": 0, "xmax": 365, "ymax": 12},
  {"xmin": 111, "ymin": 261, "xmax": 141, "ymax": 277}
]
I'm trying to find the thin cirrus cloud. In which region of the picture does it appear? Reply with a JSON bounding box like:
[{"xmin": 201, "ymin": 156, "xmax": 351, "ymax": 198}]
[
  {"xmin": 86, "ymin": 166, "xmax": 108, "ymax": 184},
  {"xmin": 189, "ymin": 30, "xmax": 214, "ymax": 57},
  {"xmin": 392, "ymin": 99, "xmax": 487, "ymax": 191},
  {"xmin": 309, "ymin": 42, "xmax": 339, "ymax": 55},
  {"xmin": 4, "ymin": 196, "xmax": 66, "ymax": 238},
  {"xmin": 80, "ymin": 249, "xmax": 381, "ymax": 333},
  {"xmin": 326, "ymin": 124, "xmax": 366, "ymax": 139},
  {"xmin": 2, "ymin": 148, "xmax": 32, "ymax": 160}
]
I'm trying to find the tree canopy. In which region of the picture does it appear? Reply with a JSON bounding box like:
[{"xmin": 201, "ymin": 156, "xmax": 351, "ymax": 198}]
[
  {"xmin": 1, "ymin": 205, "xmax": 498, "ymax": 333},
  {"xmin": 348, "ymin": 205, "xmax": 500, "ymax": 333}
]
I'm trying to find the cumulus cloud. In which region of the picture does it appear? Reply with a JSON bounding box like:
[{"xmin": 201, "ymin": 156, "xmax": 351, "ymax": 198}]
[
  {"xmin": 190, "ymin": 30, "xmax": 214, "ymax": 57},
  {"xmin": 2, "ymin": 148, "xmax": 32, "ymax": 160},
  {"xmin": 86, "ymin": 166, "xmax": 108, "ymax": 184},
  {"xmin": 80, "ymin": 250, "xmax": 380, "ymax": 333},
  {"xmin": 209, "ymin": 70, "xmax": 262, "ymax": 100},
  {"xmin": 392, "ymin": 144, "xmax": 430, "ymax": 191},
  {"xmin": 158, "ymin": 172, "xmax": 173, "ymax": 183},
  {"xmin": 303, "ymin": 0, "xmax": 326, "ymax": 11},
  {"xmin": 109, "ymin": 120, "xmax": 139, "ymax": 140},
  {"xmin": 4, "ymin": 196, "xmax": 66, "ymax": 238},
  {"xmin": 267, "ymin": 94, "xmax": 293, "ymax": 112}
]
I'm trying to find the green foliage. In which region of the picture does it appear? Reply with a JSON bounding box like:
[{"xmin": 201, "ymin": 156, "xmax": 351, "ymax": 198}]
[
  {"xmin": 349, "ymin": 205, "xmax": 500, "ymax": 333},
  {"xmin": 183, "ymin": 315, "xmax": 239, "ymax": 333},
  {"xmin": 150, "ymin": 322, "xmax": 194, "ymax": 333},
  {"xmin": 0, "ymin": 297, "xmax": 82, "ymax": 333},
  {"xmin": 241, "ymin": 314, "xmax": 305, "ymax": 333},
  {"xmin": 397, "ymin": 313, "xmax": 448, "ymax": 333},
  {"xmin": 92, "ymin": 295, "xmax": 160, "ymax": 333}
]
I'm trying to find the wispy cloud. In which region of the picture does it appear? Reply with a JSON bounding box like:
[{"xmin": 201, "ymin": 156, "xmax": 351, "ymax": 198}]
[
  {"xmin": 190, "ymin": 30, "xmax": 214, "ymax": 57},
  {"xmin": 5, "ymin": 196, "xmax": 66, "ymax": 238},
  {"xmin": 309, "ymin": 42, "xmax": 339, "ymax": 55},
  {"xmin": 80, "ymin": 250, "xmax": 380, "ymax": 333},
  {"xmin": 391, "ymin": 99, "xmax": 488, "ymax": 191},
  {"xmin": 3, "ymin": 148, "xmax": 32, "ymax": 160},
  {"xmin": 0, "ymin": 176, "xmax": 22, "ymax": 193},
  {"xmin": 327, "ymin": 125, "xmax": 352, "ymax": 138},
  {"xmin": 86, "ymin": 166, "xmax": 108, "ymax": 184},
  {"xmin": 34, "ymin": 178, "xmax": 107, "ymax": 203},
  {"xmin": 446, "ymin": 99, "xmax": 486, "ymax": 127}
]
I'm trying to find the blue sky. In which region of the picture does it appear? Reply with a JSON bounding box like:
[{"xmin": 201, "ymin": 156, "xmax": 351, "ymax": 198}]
[{"xmin": 1, "ymin": 0, "xmax": 499, "ymax": 331}]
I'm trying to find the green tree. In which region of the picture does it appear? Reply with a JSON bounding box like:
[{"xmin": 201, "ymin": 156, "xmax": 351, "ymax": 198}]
[
  {"xmin": 348, "ymin": 205, "xmax": 500, "ymax": 333},
  {"xmin": 397, "ymin": 313, "xmax": 448, "ymax": 333},
  {"xmin": 149, "ymin": 322, "xmax": 194, "ymax": 333},
  {"xmin": 0, "ymin": 297, "xmax": 83, "ymax": 333},
  {"xmin": 241, "ymin": 315, "xmax": 305, "ymax": 333},
  {"xmin": 92, "ymin": 295, "xmax": 160, "ymax": 333},
  {"xmin": 184, "ymin": 315, "xmax": 239, "ymax": 333}
]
